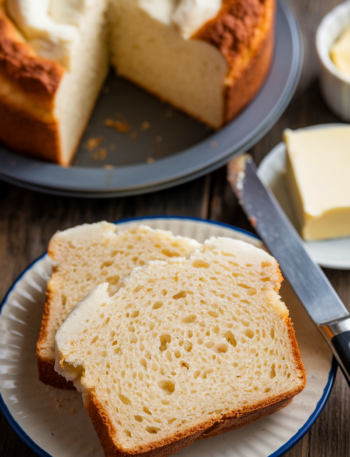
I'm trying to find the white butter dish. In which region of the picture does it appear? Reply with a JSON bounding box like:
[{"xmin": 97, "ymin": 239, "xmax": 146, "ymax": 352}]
[{"xmin": 316, "ymin": 1, "xmax": 350, "ymax": 120}]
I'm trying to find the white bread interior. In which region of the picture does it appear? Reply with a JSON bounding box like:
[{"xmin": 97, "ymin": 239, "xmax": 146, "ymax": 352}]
[
  {"xmin": 54, "ymin": 0, "xmax": 109, "ymax": 165},
  {"xmin": 109, "ymin": 0, "xmax": 228, "ymax": 129},
  {"xmin": 38, "ymin": 222, "xmax": 200, "ymax": 364},
  {"xmin": 55, "ymin": 236, "xmax": 306, "ymax": 454}
]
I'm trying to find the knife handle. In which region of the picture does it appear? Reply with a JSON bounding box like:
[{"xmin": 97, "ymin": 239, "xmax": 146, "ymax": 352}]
[
  {"xmin": 332, "ymin": 331, "xmax": 350, "ymax": 387},
  {"xmin": 320, "ymin": 317, "xmax": 350, "ymax": 387}
]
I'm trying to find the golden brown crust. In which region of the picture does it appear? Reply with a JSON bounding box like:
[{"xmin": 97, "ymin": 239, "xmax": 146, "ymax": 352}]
[
  {"xmin": 0, "ymin": 3, "xmax": 63, "ymax": 106},
  {"xmin": 36, "ymin": 293, "xmax": 75, "ymax": 390},
  {"xmin": 83, "ymin": 314, "xmax": 306, "ymax": 457},
  {"xmin": 86, "ymin": 394, "xmax": 120, "ymax": 457},
  {"xmin": 0, "ymin": 2, "xmax": 65, "ymax": 164},
  {"xmin": 87, "ymin": 394, "xmax": 205, "ymax": 457},
  {"xmin": 86, "ymin": 389, "xmax": 302, "ymax": 457},
  {"xmin": 37, "ymin": 288, "xmax": 75, "ymax": 389},
  {"xmin": 196, "ymin": 0, "xmax": 275, "ymax": 124},
  {"xmin": 224, "ymin": 11, "xmax": 274, "ymax": 121},
  {"xmin": 0, "ymin": 95, "xmax": 63, "ymax": 163},
  {"xmin": 196, "ymin": 0, "xmax": 267, "ymax": 66},
  {"xmin": 37, "ymin": 238, "xmax": 76, "ymax": 389},
  {"xmin": 199, "ymin": 397, "xmax": 293, "ymax": 440},
  {"xmin": 285, "ymin": 317, "xmax": 307, "ymax": 387},
  {"xmin": 37, "ymin": 356, "xmax": 75, "ymax": 390}
]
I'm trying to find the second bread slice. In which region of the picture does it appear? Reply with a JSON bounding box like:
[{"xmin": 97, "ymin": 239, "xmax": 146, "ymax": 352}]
[{"xmin": 37, "ymin": 222, "xmax": 200, "ymax": 389}]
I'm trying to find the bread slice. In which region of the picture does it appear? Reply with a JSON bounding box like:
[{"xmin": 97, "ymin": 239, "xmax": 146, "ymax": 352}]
[
  {"xmin": 55, "ymin": 237, "xmax": 306, "ymax": 457},
  {"xmin": 37, "ymin": 222, "xmax": 200, "ymax": 389}
]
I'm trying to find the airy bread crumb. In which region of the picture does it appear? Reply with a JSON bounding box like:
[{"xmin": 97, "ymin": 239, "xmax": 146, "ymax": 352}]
[
  {"xmin": 55, "ymin": 236, "xmax": 306, "ymax": 456},
  {"xmin": 37, "ymin": 222, "xmax": 200, "ymax": 388}
]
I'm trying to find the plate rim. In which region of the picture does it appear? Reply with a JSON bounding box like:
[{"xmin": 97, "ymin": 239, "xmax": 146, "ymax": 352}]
[
  {"xmin": 0, "ymin": 0, "xmax": 303, "ymax": 198},
  {"xmin": 257, "ymin": 123, "xmax": 350, "ymax": 270},
  {"xmin": 0, "ymin": 215, "xmax": 337, "ymax": 457}
]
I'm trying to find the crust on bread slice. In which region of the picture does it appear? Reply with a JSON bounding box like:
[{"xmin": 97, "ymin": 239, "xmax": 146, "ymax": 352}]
[
  {"xmin": 37, "ymin": 222, "xmax": 200, "ymax": 389},
  {"xmin": 84, "ymin": 391, "xmax": 294, "ymax": 457},
  {"xmin": 55, "ymin": 237, "xmax": 306, "ymax": 456}
]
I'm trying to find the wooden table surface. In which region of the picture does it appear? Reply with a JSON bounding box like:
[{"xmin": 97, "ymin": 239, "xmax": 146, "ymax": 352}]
[{"xmin": 1, "ymin": 0, "xmax": 349, "ymax": 455}]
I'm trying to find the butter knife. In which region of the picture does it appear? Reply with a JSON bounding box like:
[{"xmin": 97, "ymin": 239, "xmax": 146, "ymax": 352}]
[{"xmin": 227, "ymin": 154, "xmax": 350, "ymax": 387}]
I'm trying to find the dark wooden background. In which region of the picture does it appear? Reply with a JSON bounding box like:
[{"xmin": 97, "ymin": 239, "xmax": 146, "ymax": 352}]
[{"xmin": 1, "ymin": 0, "xmax": 349, "ymax": 455}]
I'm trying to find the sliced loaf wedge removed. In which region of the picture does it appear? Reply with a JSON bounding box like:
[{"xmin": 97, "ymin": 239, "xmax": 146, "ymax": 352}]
[
  {"xmin": 55, "ymin": 237, "xmax": 306, "ymax": 457},
  {"xmin": 37, "ymin": 222, "xmax": 200, "ymax": 389}
]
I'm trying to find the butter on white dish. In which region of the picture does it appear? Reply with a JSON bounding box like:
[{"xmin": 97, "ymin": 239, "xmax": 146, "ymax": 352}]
[
  {"xmin": 330, "ymin": 27, "xmax": 350, "ymax": 78},
  {"xmin": 284, "ymin": 126, "xmax": 350, "ymax": 241}
]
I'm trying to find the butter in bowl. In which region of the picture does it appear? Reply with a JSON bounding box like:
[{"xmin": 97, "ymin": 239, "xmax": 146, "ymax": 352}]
[
  {"xmin": 316, "ymin": 1, "xmax": 350, "ymax": 120},
  {"xmin": 330, "ymin": 26, "xmax": 350, "ymax": 78}
]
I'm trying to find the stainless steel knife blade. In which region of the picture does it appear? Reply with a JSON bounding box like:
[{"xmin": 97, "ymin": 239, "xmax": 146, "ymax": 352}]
[{"xmin": 228, "ymin": 154, "xmax": 350, "ymax": 386}]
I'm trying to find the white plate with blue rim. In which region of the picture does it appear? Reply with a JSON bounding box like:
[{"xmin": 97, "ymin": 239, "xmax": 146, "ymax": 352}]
[
  {"xmin": 0, "ymin": 216, "xmax": 335, "ymax": 457},
  {"xmin": 257, "ymin": 123, "xmax": 350, "ymax": 270}
]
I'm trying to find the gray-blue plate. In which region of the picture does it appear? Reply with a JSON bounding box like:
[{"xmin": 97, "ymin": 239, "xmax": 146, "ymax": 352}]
[{"xmin": 0, "ymin": 0, "xmax": 302, "ymax": 198}]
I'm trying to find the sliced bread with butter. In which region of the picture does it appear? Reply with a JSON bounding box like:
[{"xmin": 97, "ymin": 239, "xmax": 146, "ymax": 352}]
[
  {"xmin": 55, "ymin": 237, "xmax": 306, "ymax": 457},
  {"xmin": 37, "ymin": 222, "xmax": 199, "ymax": 389}
]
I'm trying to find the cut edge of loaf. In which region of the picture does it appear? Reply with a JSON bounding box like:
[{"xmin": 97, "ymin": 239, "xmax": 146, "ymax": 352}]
[
  {"xmin": 37, "ymin": 222, "xmax": 200, "ymax": 389},
  {"xmin": 110, "ymin": 0, "xmax": 275, "ymax": 130}
]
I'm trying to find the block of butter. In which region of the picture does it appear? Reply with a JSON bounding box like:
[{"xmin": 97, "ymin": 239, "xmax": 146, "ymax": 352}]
[
  {"xmin": 330, "ymin": 27, "xmax": 350, "ymax": 78},
  {"xmin": 284, "ymin": 126, "xmax": 350, "ymax": 241}
]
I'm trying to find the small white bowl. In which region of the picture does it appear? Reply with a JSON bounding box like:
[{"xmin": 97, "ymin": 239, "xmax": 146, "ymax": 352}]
[{"xmin": 316, "ymin": 1, "xmax": 350, "ymax": 121}]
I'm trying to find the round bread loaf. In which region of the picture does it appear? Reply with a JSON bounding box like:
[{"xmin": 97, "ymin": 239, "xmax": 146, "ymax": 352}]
[{"xmin": 0, "ymin": 0, "xmax": 275, "ymax": 164}]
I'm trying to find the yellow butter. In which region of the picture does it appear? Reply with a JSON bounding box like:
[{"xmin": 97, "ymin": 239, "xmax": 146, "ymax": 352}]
[
  {"xmin": 284, "ymin": 127, "xmax": 350, "ymax": 241},
  {"xmin": 330, "ymin": 27, "xmax": 350, "ymax": 77}
]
